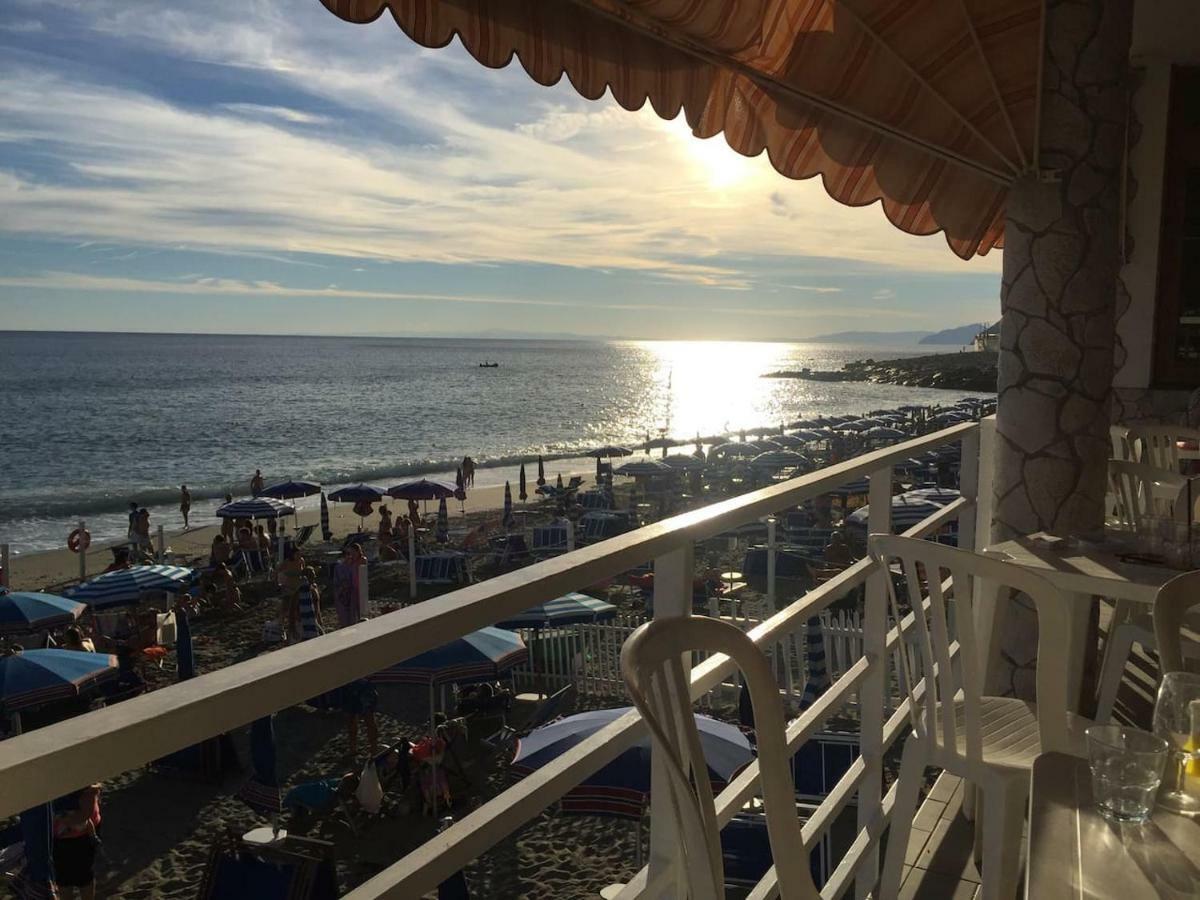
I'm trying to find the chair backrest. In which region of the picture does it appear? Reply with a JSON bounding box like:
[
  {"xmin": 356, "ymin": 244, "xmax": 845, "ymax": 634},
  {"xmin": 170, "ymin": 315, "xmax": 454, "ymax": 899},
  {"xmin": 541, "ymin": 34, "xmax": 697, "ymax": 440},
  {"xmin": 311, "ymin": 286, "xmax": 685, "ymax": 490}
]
[
  {"xmin": 867, "ymin": 535, "xmax": 1073, "ymax": 761},
  {"xmin": 1107, "ymin": 460, "xmax": 1188, "ymax": 530},
  {"xmin": 1153, "ymin": 570, "xmax": 1200, "ymax": 675},
  {"xmin": 620, "ymin": 616, "xmax": 820, "ymax": 900},
  {"xmin": 1128, "ymin": 425, "xmax": 1200, "ymax": 472},
  {"xmin": 1110, "ymin": 425, "xmax": 1133, "ymax": 461}
]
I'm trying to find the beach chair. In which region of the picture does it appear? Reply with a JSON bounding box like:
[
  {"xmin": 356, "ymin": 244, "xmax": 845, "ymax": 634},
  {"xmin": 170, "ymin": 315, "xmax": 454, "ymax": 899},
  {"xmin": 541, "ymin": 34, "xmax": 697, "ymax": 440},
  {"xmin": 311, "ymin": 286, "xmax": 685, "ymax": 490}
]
[
  {"xmin": 292, "ymin": 524, "xmax": 315, "ymax": 548},
  {"xmin": 196, "ymin": 832, "xmax": 338, "ymax": 900},
  {"xmin": 238, "ymin": 549, "xmax": 273, "ymax": 582},
  {"xmin": 482, "ymin": 683, "xmax": 574, "ymax": 752},
  {"xmin": 415, "ymin": 552, "xmax": 471, "ymax": 585},
  {"xmin": 530, "ymin": 522, "xmax": 571, "ymax": 558}
]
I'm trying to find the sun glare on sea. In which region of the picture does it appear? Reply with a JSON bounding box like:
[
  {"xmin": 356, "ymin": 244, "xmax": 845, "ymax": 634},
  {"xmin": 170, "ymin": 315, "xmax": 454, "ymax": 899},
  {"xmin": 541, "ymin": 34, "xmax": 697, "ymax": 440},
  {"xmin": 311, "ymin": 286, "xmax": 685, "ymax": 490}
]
[{"xmin": 636, "ymin": 340, "xmax": 793, "ymax": 438}]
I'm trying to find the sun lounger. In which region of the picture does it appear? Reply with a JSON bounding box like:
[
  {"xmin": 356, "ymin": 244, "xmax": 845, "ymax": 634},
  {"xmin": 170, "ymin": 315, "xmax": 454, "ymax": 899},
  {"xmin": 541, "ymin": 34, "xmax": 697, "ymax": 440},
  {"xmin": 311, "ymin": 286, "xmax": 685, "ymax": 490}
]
[
  {"xmin": 482, "ymin": 684, "xmax": 574, "ymax": 752},
  {"xmin": 530, "ymin": 522, "xmax": 571, "ymax": 557},
  {"xmin": 196, "ymin": 833, "xmax": 337, "ymax": 900},
  {"xmin": 292, "ymin": 524, "xmax": 315, "ymax": 548},
  {"xmin": 578, "ymin": 511, "xmax": 633, "ymax": 544},
  {"xmin": 577, "ymin": 489, "xmax": 611, "ymax": 510},
  {"xmin": 415, "ymin": 552, "xmax": 471, "ymax": 585},
  {"xmin": 238, "ymin": 549, "xmax": 272, "ymax": 582}
]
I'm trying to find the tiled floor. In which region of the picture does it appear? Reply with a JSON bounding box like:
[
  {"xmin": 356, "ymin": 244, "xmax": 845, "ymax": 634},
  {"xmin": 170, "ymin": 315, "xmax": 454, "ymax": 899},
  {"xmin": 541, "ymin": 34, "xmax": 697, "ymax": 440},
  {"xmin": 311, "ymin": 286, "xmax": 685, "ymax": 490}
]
[{"xmin": 897, "ymin": 773, "xmax": 985, "ymax": 900}]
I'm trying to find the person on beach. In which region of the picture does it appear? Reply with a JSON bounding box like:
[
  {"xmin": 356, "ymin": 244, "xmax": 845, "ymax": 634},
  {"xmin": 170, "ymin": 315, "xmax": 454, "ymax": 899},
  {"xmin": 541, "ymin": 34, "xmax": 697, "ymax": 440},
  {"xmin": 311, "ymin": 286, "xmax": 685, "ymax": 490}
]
[
  {"xmin": 210, "ymin": 534, "xmax": 232, "ymax": 567},
  {"xmin": 462, "ymin": 456, "xmax": 475, "ymax": 488},
  {"xmin": 104, "ymin": 547, "xmax": 132, "ymax": 573},
  {"xmin": 220, "ymin": 493, "xmax": 235, "ymax": 541},
  {"xmin": 207, "ymin": 562, "xmax": 242, "ymax": 612},
  {"xmin": 254, "ymin": 524, "xmax": 271, "ymax": 554},
  {"xmin": 250, "ymin": 469, "xmax": 265, "ymax": 496},
  {"xmin": 333, "ymin": 544, "xmax": 364, "ymax": 628},
  {"xmin": 179, "ymin": 484, "xmax": 191, "ymax": 529},
  {"xmin": 62, "ymin": 625, "xmax": 96, "ymax": 653},
  {"xmin": 236, "ymin": 527, "xmax": 255, "ymax": 552},
  {"xmin": 127, "ymin": 502, "xmax": 138, "ymax": 543},
  {"xmin": 340, "ymin": 679, "xmax": 379, "ymax": 759},
  {"xmin": 53, "ymin": 783, "xmax": 102, "ymax": 900},
  {"xmin": 407, "ymin": 498, "xmax": 421, "ymax": 527},
  {"xmin": 133, "ymin": 508, "xmax": 152, "ymax": 558},
  {"xmin": 302, "ymin": 567, "xmax": 322, "ymax": 620},
  {"xmin": 277, "ymin": 546, "xmax": 306, "ymax": 635},
  {"xmin": 378, "ymin": 504, "xmax": 393, "ymax": 538},
  {"xmin": 823, "ymin": 532, "xmax": 852, "ymax": 567}
]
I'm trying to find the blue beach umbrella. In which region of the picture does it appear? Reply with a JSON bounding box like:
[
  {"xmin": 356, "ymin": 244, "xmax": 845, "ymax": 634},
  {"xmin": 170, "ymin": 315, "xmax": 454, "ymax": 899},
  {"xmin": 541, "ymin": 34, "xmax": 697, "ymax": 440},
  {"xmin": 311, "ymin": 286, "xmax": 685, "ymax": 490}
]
[
  {"xmin": 495, "ymin": 592, "xmax": 617, "ymax": 630},
  {"xmin": 512, "ymin": 708, "xmax": 752, "ymax": 819},
  {"xmin": 176, "ymin": 607, "xmax": 195, "ymax": 681},
  {"xmin": 65, "ymin": 564, "xmax": 195, "ymax": 610},
  {"xmin": 237, "ymin": 715, "xmax": 282, "ymax": 816},
  {"xmin": 328, "ymin": 483, "xmax": 386, "ymax": 503},
  {"xmin": 436, "ymin": 497, "xmax": 449, "ymax": 544},
  {"xmin": 319, "ymin": 491, "xmax": 332, "ymax": 540},
  {"xmin": 215, "ymin": 497, "xmax": 296, "ymax": 520},
  {"xmin": 502, "ymin": 482, "xmax": 514, "ymax": 530},
  {"xmin": 386, "ymin": 479, "xmax": 457, "ymax": 501},
  {"xmin": 259, "ymin": 479, "xmax": 322, "ymax": 500},
  {"xmin": 519, "ymin": 464, "xmax": 528, "ymax": 502},
  {"xmin": 0, "ymin": 591, "xmax": 84, "ymax": 635},
  {"xmin": 536, "ymin": 456, "xmax": 546, "ymax": 486},
  {"xmin": 0, "ymin": 648, "xmax": 118, "ymax": 713},
  {"xmin": 17, "ymin": 803, "xmax": 57, "ymax": 898},
  {"xmin": 369, "ymin": 626, "xmax": 527, "ymax": 686},
  {"xmin": 800, "ymin": 617, "xmax": 830, "ymax": 709}
]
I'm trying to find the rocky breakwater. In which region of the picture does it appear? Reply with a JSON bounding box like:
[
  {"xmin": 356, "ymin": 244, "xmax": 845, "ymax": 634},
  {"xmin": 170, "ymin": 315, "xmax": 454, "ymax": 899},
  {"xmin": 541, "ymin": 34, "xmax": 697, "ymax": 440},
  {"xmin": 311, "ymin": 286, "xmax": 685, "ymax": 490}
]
[{"xmin": 765, "ymin": 351, "xmax": 998, "ymax": 392}]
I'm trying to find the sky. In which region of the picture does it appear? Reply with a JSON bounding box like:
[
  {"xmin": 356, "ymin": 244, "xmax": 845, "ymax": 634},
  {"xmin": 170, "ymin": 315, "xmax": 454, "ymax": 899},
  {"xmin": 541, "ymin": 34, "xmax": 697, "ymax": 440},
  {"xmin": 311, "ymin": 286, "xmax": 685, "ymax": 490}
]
[{"xmin": 0, "ymin": 0, "xmax": 1002, "ymax": 341}]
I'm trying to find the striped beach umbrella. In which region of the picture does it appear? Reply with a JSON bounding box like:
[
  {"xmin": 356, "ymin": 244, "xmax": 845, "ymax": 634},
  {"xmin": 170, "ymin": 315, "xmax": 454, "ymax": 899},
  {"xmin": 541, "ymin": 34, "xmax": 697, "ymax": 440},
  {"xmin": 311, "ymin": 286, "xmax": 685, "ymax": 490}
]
[
  {"xmin": 215, "ymin": 497, "xmax": 296, "ymax": 520},
  {"xmin": 519, "ymin": 464, "xmax": 528, "ymax": 501},
  {"xmin": 65, "ymin": 564, "xmax": 195, "ymax": 610},
  {"xmin": 0, "ymin": 591, "xmax": 84, "ymax": 635},
  {"xmin": 436, "ymin": 497, "xmax": 449, "ymax": 544},
  {"xmin": 369, "ymin": 626, "xmax": 527, "ymax": 686},
  {"xmin": 800, "ymin": 617, "xmax": 830, "ymax": 709},
  {"xmin": 847, "ymin": 494, "xmax": 948, "ymax": 532},
  {"xmin": 0, "ymin": 649, "xmax": 118, "ymax": 713},
  {"xmin": 298, "ymin": 579, "xmax": 323, "ymax": 641},
  {"xmin": 259, "ymin": 480, "xmax": 322, "ymax": 500},
  {"xmin": 536, "ymin": 455, "xmax": 546, "ymax": 486},
  {"xmin": 503, "ymin": 482, "xmax": 514, "ymax": 529},
  {"xmin": 512, "ymin": 708, "xmax": 751, "ymax": 820},
  {"xmin": 751, "ymin": 450, "xmax": 810, "ymax": 471},
  {"xmin": 615, "ymin": 459, "xmax": 672, "ymax": 477},
  {"xmin": 319, "ymin": 491, "xmax": 332, "ymax": 540},
  {"xmin": 495, "ymin": 592, "xmax": 616, "ymax": 630},
  {"xmin": 237, "ymin": 715, "xmax": 282, "ymax": 816},
  {"xmin": 709, "ymin": 442, "xmax": 757, "ymax": 460},
  {"xmin": 176, "ymin": 607, "xmax": 195, "ymax": 681},
  {"xmin": 662, "ymin": 454, "xmax": 705, "ymax": 471}
]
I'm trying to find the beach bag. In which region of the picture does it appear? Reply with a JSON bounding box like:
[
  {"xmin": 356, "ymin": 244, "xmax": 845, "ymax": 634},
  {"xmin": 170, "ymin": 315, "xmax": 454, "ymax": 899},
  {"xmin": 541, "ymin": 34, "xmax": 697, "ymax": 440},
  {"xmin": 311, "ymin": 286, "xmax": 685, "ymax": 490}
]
[{"xmin": 356, "ymin": 759, "xmax": 383, "ymax": 815}]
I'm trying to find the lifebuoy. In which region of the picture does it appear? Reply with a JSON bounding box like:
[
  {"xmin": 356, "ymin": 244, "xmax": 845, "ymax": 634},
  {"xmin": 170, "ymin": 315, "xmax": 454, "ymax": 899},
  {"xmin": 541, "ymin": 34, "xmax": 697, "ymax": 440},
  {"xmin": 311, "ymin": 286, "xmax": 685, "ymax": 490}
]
[{"xmin": 68, "ymin": 528, "xmax": 92, "ymax": 553}]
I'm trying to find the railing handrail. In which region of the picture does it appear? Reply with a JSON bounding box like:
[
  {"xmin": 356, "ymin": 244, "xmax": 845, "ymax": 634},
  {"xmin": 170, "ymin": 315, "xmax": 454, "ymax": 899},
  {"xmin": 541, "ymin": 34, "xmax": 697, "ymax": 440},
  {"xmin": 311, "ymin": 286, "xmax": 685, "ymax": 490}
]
[{"xmin": 0, "ymin": 421, "xmax": 977, "ymax": 816}]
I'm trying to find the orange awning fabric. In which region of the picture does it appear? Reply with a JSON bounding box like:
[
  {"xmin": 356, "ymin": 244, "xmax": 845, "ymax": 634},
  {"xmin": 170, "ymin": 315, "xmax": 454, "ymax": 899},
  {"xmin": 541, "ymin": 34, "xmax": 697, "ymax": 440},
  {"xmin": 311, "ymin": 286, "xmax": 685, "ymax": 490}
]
[{"xmin": 319, "ymin": 0, "xmax": 1043, "ymax": 259}]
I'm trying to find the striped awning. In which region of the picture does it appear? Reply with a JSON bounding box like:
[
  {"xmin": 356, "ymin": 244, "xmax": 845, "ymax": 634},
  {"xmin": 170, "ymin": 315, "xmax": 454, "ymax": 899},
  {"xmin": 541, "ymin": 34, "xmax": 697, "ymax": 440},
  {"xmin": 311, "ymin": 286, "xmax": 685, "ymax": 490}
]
[{"xmin": 319, "ymin": 0, "xmax": 1044, "ymax": 258}]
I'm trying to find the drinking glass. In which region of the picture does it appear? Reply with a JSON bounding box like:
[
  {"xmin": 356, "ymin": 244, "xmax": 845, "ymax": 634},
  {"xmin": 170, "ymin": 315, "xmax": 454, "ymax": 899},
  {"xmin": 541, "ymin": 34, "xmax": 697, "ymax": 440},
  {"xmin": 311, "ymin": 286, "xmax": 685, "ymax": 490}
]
[
  {"xmin": 1153, "ymin": 671, "xmax": 1200, "ymax": 815},
  {"xmin": 1085, "ymin": 725, "xmax": 1168, "ymax": 823}
]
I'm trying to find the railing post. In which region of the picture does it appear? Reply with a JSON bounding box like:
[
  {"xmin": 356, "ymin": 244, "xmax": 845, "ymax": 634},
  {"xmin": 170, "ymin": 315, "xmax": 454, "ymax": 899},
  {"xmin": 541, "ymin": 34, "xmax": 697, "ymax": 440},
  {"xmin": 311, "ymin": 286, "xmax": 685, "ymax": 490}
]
[
  {"xmin": 648, "ymin": 544, "xmax": 693, "ymax": 899},
  {"xmin": 857, "ymin": 465, "xmax": 892, "ymax": 899},
  {"xmin": 957, "ymin": 426, "xmax": 981, "ymax": 553}
]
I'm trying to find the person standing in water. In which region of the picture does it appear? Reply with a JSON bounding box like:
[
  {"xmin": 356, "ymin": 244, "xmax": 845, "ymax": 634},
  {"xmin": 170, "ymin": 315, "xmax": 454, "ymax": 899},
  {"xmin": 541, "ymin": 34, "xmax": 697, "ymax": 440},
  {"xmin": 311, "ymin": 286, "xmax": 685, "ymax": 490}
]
[
  {"xmin": 179, "ymin": 484, "xmax": 191, "ymax": 529},
  {"xmin": 250, "ymin": 469, "xmax": 265, "ymax": 496}
]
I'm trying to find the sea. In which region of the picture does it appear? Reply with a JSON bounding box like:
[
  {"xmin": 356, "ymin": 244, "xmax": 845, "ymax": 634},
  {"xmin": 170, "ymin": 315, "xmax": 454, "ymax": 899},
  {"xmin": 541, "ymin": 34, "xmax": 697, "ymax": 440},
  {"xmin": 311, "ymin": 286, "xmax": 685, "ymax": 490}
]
[{"xmin": 0, "ymin": 331, "xmax": 989, "ymax": 554}]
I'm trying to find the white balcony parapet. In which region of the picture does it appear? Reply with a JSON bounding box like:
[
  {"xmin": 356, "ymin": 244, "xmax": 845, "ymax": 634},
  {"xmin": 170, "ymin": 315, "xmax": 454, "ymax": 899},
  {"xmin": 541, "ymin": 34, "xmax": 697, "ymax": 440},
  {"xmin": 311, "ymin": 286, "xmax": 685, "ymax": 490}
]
[{"xmin": 0, "ymin": 419, "xmax": 988, "ymax": 900}]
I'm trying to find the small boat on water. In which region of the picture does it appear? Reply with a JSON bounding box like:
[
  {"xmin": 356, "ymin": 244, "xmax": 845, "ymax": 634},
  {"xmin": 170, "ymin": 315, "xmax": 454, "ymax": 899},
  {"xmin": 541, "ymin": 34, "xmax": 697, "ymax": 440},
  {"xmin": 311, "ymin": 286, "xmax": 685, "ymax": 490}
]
[{"xmin": 479, "ymin": 361, "xmax": 499, "ymax": 368}]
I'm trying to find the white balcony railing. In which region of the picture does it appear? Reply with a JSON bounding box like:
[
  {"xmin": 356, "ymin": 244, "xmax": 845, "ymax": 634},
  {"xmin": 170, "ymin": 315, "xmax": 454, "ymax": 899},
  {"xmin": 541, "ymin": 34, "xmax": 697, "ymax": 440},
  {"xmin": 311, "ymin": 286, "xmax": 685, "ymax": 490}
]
[{"xmin": 0, "ymin": 418, "xmax": 994, "ymax": 900}]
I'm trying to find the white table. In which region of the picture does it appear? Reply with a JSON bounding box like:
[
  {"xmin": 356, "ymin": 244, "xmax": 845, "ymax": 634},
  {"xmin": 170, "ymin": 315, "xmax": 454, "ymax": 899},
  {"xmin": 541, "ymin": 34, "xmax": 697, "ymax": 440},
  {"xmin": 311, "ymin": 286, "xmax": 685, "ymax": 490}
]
[
  {"xmin": 982, "ymin": 537, "xmax": 1176, "ymax": 713},
  {"xmin": 1026, "ymin": 752, "xmax": 1200, "ymax": 899}
]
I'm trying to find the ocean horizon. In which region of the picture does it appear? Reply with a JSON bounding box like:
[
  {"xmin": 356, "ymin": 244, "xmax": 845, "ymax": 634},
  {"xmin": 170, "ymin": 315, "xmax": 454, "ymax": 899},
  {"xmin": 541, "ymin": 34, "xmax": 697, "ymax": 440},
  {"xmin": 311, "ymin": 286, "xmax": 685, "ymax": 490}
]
[{"xmin": 0, "ymin": 331, "xmax": 989, "ymax": 553}]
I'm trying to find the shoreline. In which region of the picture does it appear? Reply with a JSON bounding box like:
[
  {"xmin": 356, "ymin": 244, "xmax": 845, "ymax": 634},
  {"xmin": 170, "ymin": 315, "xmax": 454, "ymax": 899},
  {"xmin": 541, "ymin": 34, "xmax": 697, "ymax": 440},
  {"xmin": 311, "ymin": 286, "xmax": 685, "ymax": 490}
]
[{"xmin": 764, "ymin": 350, "xmax": 998, "ymax": 392}]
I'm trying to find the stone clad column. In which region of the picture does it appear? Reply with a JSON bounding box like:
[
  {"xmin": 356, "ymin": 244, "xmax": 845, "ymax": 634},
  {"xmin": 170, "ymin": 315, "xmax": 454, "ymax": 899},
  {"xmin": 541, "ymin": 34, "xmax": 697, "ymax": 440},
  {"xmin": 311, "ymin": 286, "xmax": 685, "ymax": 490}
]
[{"xmin": 989, "ymin": 0, "xmax": 1133, "ymax": 698}]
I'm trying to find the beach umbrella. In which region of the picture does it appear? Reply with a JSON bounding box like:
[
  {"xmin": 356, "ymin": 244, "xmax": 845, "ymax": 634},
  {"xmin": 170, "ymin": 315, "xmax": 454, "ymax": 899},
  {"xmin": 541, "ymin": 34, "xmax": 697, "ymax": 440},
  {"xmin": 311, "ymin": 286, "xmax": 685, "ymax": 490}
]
[
  {"xmin": 751, "ymin": 450, "xmax": 810, "ymax": 471},
  {"xmin": 215, "ymin": 497, "xmax": 296, "ymax": 520},
  {"xmin": 556, "ymin": 472, "xmax": 564, "ymax": 491},
  {"xmin": 614, "ymin": 459, "xmax": 672, "ymax": 477},
  {"xmin": 65, "ymin": 564, "xmax": 195, "ymax": 610},
  {"xmin": 436, "ymin": 497, "xmax": 449, "ymax": 544},
  {"xmin": 328, "ymin": 483, "xmax": 386, "ymax": 503},
  {"xmin": 828, "ymin": 476, "xmax": 871, "ymax": 498},
  {"xmin": 369, "ymin": 626, "xmax": 527, "ymax": 686},
  {"xmin": 595, "ymin": 455, "xmax": 603, "ymax": 480},
  {"xmin": 848, "ymin": 493, "xmax": 949, "ymax": 532},
  {"xmin": 771, "ymin": 434, "xmax": 806, "ymax": 449},
  {"xmin": 0, "ymin": 648, "xmax": 118, "ymax": 713},
  {"xmin": 298, "ymin": 579, "xmax": 323, "ymax": 641},
  {"xmin": 17, "ymin": 803, "xmax": 57, "ymax": 897},
  {"xmin": 789, "ymin": 429, "xmax": 826, "ymax": 442},
  {"xmin": 176, "ymin": 607, "xmax": 195, "ymax": 681},
  {"xmin": 519, "ymin": 464, "xmax": 528, "ymax": 502},
  {"xmin": 512, "ymin": 708, "xmax": 751, "ymax": 819},
  {"xmin": 592, "ymin": 445, "xmax": 633, "ymax": 458},
  {"xmin": 709, "ymin": 442, "xmax": 757, "ymax": 459},
  {"xmin": 259, "ymin": 479, "xmax": 322, "ymax": 500},
  {"xmin": 863, "ymin": 426, "xmax": 907, "ymax": 440},
  {"xmin": 662, "ymin": 454, "xmax": 706, "ymax": 471},
  {"xmin": 902, "ymin": 486, "xmax": 961, "ymax": 505},
  {"xmin": 495, "ymin": 592, "xmax": 617, "ymax": 630},
  {"xmin": 387, "ymin": 479, "xmax": 457, "ymax": 501},
  {"xmin": 799, "ymin": 617, "xmax": 831, "ymax": 709},
  {"xmin": 0, "ymin": 591, "xmax": 84, "ymax": 635},
  {"xmin": 502, "ymin": 482, "xmax": 515, "ymax": 530},
  {"xmin": 748, "ymin": 439, "xmax": 784, "ymax": 452},
  {"xmin": 319, "ymin": 491, "xmax": 332, "ymax": 540},
  {"xmin": 536, "ymin": 456, "xmax": 546, "ymax": 486},
  {"xmin": 238, "ymin": 715, "xmax": 282, "ymax": 816}
]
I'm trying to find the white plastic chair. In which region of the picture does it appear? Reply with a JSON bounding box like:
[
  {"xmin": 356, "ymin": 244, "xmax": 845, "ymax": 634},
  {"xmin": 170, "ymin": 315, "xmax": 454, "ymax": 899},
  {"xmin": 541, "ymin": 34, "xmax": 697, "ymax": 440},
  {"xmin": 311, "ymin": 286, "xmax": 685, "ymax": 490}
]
[
  {"xmin": 1154, "ymin": 570, "xmax": 1200, "ymax": 675},
  {"xmin": 1109, "ymin": 425, "xmax": 1133, "ymax": 461},
  {"xmin": 1107, "ymin": 460, "xmax": 1188, "ymax": 530},
  {"xmin": 1127, "ymin": 424, "xmax": 1200, "ymax": 473},
  {"xmin": 869, "ymin": 535, "xmax": 1085, "ymax": 900},
  {"xmin": 620, "ymin": 615, "xmax": 820, "ymax": 900}
]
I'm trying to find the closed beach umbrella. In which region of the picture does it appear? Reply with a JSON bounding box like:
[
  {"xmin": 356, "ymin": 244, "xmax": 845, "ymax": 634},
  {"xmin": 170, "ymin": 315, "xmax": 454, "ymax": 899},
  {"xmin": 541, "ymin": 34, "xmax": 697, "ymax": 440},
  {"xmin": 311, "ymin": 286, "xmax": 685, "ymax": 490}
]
[
  {"xmin": 387, "ymin": 479, "xmax": 457, "ymax": 501},
  {"xmin": 556, "ymin": 472, "xmax": 563, "ymax": 491},
  {"xmin": 0, "ymin": 591, "xmax": 84, "ymax": 635},
  {"xmin": 238, "ymin": 714, "xmax": 282, "ymax": 816},
  {"xmin": 595, "ymin": 455, "xmax": 603, "ymax": 480},
  {"xmin": 502, "ymin": 482, "xmax": 514, "ymax": 530},
  {"xmin": 18, "ymin": 803, "xmax": 57, "ymax": 897},
  {"xmin": 215, "ymin": 497, "xmax": 296, "ymax": 520},
  {"xmin": 176, "ymin": 607, "xmax": 195, "ymax": 681},
  {"xmin": 328, "ymin": 483, "xmax": 386, "ymax": 503},
  {"xmin": 319, "ymin": 491, "xmax": 332, "ymax": 540},
  {"xmin": 495, "ymin": 592, "xmax": 617, "ymax": 630},
  {"xmin": 259, "ymin": 480, "xmax": 322, "ymax": 500},
  {"xmin": 615, "ymin": 459, "xmax": 672, "ymax": 477},
  {"xmin": 436, "ymin": 497, "xmax": 449, "ymax": 544},
  {"xmin": 297, "ymin": 579, "xmax": 323, "ymax": 641},
  {"xmin": 369, "ymin": 626, "xmax": 527, "ymax": 686},
  {"xmin": 0, "ymin": 648, "xmax": 118, "ymax": 713},
  {"xmin": 512, "ymin": 708, "xmax": 751, "ymax": 819},
  {"xmin": 519, "ymin": 464, "xmax": 528, "ymax": 501},
  {"xmin": 799, "ymin": 617, "xmax": 830, "ymax": 709},
  {"xmin": 66, "ymin": 564, "xmax": 195, "ymax": 610},
  {"xmin": 536, "ymin": 456, "xmax": 546, "ymax": 486}
]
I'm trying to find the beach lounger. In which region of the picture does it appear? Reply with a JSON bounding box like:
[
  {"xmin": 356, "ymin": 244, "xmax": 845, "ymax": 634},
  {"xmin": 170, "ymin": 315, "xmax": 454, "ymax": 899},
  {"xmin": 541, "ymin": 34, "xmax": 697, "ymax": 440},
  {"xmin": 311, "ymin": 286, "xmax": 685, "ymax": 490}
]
[
  {"xmin": 196, "ymin": 833, "xmax": 337, "ymax": 900},
  {"xmin": 530, "ymin": 522, "xmax": 571, "ymax": 558},
  {"xmin": 415, "ymin": 552, "xmax": 471, "ymax": 585},
  {"xmin": 482, "ymin": 684, "xmax": 574, "ymax": 752},
  {"xmin": 292, "ymin": 524, "xmax": 315, "ymax": 548},
  {"xmin": 578, "ymin": 511, "xmax": 633, "ymax": 544},
  {"xmin": 577, "ymin": 489, "xmax": 611, "ymax": 510},
  {"xmin": 238, "ymin": 549, "xmax": 273, "ymax": 581}
]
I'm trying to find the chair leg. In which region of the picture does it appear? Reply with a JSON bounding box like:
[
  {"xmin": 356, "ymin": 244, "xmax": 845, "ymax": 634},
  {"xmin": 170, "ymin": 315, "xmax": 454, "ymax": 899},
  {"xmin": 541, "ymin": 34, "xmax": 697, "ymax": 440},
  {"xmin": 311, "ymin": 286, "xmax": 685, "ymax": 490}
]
[
  {"xmin": 1094, "ymin": 624, "xmax": 1136, "ymax": 723},
  {"xmin": 979, "ymin": 776, "xmax": 1027, "ymax": 900},
  {"xmin": 881, "ymin": 733, "xmax": 925, "ymax": 900}
]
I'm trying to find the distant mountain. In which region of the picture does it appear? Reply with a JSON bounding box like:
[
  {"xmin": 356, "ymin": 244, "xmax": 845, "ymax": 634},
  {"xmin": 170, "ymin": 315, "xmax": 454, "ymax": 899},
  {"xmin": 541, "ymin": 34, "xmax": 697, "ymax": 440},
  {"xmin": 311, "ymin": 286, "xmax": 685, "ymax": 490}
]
[
  {"xmin": 803, "ymin": 329, "xmax": 934, "ymax": 344},
  {"xmin": 918, "ymin": 322, "xmax": 995, "ymax": 345}
]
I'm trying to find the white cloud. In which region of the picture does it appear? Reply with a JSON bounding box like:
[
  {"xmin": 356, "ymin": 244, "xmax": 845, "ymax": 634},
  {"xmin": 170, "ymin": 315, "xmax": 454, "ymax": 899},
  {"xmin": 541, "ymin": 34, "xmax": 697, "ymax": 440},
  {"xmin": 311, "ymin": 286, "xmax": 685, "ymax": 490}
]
[{"xmin": 220, "ymin": 103, "xmax": 329, "ymax": 125}]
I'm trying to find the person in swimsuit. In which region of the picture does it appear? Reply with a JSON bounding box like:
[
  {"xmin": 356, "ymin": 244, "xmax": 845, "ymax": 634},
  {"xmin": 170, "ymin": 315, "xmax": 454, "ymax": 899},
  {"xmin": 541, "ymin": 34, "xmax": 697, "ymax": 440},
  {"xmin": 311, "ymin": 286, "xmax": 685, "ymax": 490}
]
[
  {"xmin": 254, "ymin": 524, "xmax": 271, "ymax": 554},
  {"xmin": 179, "ymin": 485, "xmax": 191, "ymax": 529},
  {"xmin": 220, "ymin": 494, "xmax": 235, "ymax": 541},
  {"xmin": 333, "ymin": 544, "xmax": 364, "ymax": 628},
  {"xmin": 53, "ymin": 783, "xmax": 102, "ymax": 900},
  {"xmin": 277, "ymin": 547, "xmax": 306, "ymax": 635},
  {"xmin": 250, "ymin": 469, "xmax": 265, "ymax": 496}
]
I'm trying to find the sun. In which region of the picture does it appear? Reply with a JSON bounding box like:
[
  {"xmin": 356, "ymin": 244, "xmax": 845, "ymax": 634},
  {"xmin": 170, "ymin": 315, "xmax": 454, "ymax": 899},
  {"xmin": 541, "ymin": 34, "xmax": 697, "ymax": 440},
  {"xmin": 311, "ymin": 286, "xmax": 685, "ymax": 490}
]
[{"xmin": 686, "ymin": 133, "xmax": 753, "ymax": 187}]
